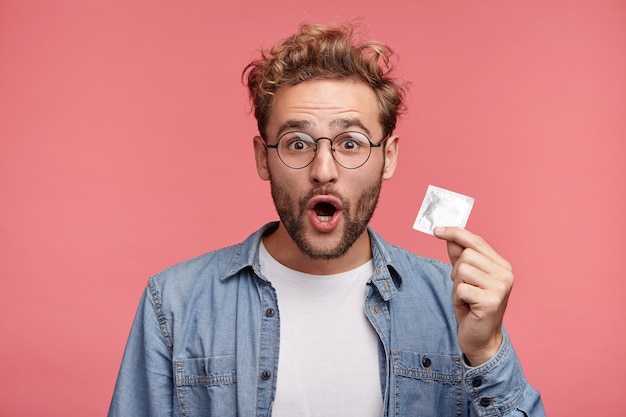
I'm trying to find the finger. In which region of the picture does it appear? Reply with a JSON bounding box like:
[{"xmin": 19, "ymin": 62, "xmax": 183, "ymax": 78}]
[
  {"xmin": 454, "ymin": 281, "xmax": 484, "ymax": 308},
  {"xmin": 451, "ymin": 261, "xmax": 493, "ymax": 288},
  {"xmin": 445, "ymin": 239, "xmax": 465, "ymax": 266},
  {"xmin": 454, "ymin": 282, "xmax": 509, "ymax": 322},
  {"xmin": 452, "ymin": 252, "xmax": 515, "ymax": 300},
  {"xmin": 434, "ymin": 227, "xmax": 511, "ymax": 271},
  {"xmin": 452, "ymin": 262, "xmax": 512, "ymax": 315},
  {"xmin": 452, "ymin": 248, "xmax": 512, "ymax": 282}
]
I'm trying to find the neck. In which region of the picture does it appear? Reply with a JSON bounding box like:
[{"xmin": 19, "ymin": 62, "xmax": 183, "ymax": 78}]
[{"xmin": 262, "ymin": 222, "xmax": 372, "ymax": 275}]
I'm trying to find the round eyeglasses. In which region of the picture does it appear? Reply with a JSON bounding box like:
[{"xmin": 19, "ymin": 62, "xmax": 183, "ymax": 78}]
[{"xmin": 265, "ymin": 131, "xmax": 389, "ymax": 170}]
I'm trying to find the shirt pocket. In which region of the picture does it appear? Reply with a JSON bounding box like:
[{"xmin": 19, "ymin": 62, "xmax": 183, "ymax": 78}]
[
  {"xmin": 392, "ymin": 350, "xmax": 463, "ymax": 416},
  {"xmin": 174, "ymin": 356, "xmax": 237, "ymax": 417}
]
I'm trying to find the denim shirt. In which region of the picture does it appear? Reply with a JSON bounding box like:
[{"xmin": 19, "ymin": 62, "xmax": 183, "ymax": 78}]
[{"xmin": 108, "ymin": 222, "xmax": 545, "ymax": 417}]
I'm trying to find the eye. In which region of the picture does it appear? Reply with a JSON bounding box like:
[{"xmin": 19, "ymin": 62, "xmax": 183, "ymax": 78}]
[
  {"xmin": 337, "ymin": 139, "xmax": 358, "ymax": 150},
  {"xmin": 334, "ymin": 132, "xmax": 368, "ymax": 152},
  {"xmin": 280, "ymin": 132, "xmax": 315, "ymax": 152},
  {"xmin": 289, "ymin": 140, "xmax": 308, "ymax": 151}
]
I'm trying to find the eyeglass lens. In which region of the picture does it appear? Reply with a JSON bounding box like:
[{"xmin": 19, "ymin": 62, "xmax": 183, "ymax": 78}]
[{"xmin": 276, "ymin": 131, "xmax": 373, "ymax": 169}]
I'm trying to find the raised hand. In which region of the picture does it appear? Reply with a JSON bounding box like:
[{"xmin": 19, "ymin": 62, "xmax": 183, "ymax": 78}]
[{"xmin": 433, "ymin": 227, "xmax": 514, "ymax": 366}]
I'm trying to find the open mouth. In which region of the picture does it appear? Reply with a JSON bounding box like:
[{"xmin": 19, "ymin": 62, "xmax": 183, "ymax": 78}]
[{"xmin": 314, "ymin": 202, "xmax": 337, "ymax": 221}]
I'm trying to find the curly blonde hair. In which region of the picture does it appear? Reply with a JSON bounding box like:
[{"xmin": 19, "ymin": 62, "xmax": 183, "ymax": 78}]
[{"xmin": 243, "ymin": 21, "xmax": 406, "ymax": 139}]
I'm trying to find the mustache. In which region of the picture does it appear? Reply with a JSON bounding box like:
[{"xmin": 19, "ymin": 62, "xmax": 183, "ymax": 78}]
[{"xmin": 298, "ymin": 186, "xmax": 347, "ymax": 208}]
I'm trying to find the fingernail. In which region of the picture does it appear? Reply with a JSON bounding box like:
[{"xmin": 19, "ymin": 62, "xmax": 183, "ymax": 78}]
[{"xmin": 434, "ymin": 227, "xmax": 446, "ymax": 234}]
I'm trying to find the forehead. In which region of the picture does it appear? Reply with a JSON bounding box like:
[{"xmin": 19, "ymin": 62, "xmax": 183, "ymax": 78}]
[{"xmin": 266, "ymin": 79, "xmax": 382, "ymax": 137}]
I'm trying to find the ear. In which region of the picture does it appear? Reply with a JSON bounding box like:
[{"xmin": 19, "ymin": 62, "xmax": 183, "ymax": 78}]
[
  {"xmin": 253, "ymin": 135, "xmax": 271, "ymax": 181},
  {"xmin": 382, "ymin": 135, "xmax": 399, "ymax": 180}
]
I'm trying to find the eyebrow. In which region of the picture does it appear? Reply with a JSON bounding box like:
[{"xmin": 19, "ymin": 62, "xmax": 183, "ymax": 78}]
[
  {"xmin": 276, "ymin": 120, "xmax": 312, "ymax": 138},
  {"xmin": 275, "ymin": 118, "xmax": 371, "ymax": 138},
  {"xmin": 332, "ymin": 118, "xmax": 371, "ymax": 136}
]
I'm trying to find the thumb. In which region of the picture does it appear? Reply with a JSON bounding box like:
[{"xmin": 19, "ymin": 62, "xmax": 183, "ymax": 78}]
[{"xmin": 434, "ymin": 227, "xmax": 465, "ymax": 266}]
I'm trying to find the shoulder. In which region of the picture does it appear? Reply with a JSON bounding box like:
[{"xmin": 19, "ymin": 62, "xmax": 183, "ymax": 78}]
[
  {"xmin": 146, "ymin": 245, "xmax": 240, "ymax": 302},
  {"xmin": 147, "ymin": 223, "xmax": 274, "ymax": 296},
  {"xmin": 155, "ymin": 244, "xmax": 240, "ymax": 283}
]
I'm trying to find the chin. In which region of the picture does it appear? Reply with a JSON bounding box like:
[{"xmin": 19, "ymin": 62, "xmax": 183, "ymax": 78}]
[{"xmin": 297, "ymin": 234, "xmax": 355, "ymax": 261}]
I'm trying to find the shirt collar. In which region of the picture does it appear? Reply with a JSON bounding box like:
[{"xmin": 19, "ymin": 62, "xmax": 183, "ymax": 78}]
[{"xmin": 223, "ymin": 222, "xmax": 402, "ymax": 300}]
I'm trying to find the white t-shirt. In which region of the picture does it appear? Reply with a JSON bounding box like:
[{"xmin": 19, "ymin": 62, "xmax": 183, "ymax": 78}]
[{"xmin": 259, "ymin": 242, "xmax": 383, "ymax": 417}]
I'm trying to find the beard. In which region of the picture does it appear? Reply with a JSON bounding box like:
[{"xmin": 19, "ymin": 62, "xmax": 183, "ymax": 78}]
[{"xmin": 269, "ymin": 177, "xmax": 383, "ymax": 260}]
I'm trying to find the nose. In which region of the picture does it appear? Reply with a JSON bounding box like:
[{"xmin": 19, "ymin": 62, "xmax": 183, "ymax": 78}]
[{"xmin": 309, "ymin": 138, "xmax": 338, "ymax": 184}]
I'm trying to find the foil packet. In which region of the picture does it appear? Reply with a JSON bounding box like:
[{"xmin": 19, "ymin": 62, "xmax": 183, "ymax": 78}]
[{"xmin": 413, "ymin": 185, "xmax": 475, "ymax": 235}]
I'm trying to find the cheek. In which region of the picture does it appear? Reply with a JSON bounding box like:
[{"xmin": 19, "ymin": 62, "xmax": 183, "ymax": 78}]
[
  {"xmin": 266, "ymin": 159, "xmax": 287, "ymax": 181},
  {"xmin": 268, "ymin": 165, "xmax": 308, "ymax": 195}
]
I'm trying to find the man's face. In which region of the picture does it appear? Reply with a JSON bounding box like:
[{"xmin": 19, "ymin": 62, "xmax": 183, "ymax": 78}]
[{"xmin": 254, "ymin": 79, "xmax": 398, "ymax": 261}]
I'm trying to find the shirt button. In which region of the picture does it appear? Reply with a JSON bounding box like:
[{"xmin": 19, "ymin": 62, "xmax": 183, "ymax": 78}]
[
  {"xmin": 472, "ymin": 377, "xmax": 483, "ymax": 387},
  {"xmin": 479, "ymin": 397, "xmax": 494, "ymax": 407},
  {"xmin": 421, "ymin": 357, "xmax": 431, "ymax": 368},
  {"xmin": 261, "ymin": 370, "xmax": 271, "ymax": 380},
  {"xmin": 265, "ymin": 308, "xmax": 275, "ymax": 317}
]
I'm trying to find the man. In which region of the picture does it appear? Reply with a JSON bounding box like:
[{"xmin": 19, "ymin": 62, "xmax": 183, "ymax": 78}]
[{"xmin": 108, "ymin": 22, "xmax": 545, "ymax": 416}]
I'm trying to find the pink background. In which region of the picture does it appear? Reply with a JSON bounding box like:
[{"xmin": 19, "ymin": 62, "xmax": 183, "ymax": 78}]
[{"xmin": 1, "ymin": 1, "xmax": 624, "ymax": 415}]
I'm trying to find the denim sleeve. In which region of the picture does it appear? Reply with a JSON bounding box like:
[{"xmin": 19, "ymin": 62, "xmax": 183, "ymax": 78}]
[
  {"xmin": 464, "ymin": 331, "xmax": 546, "ymax": 417},
  {"xmin": 108, "ymin": 283, "xmax": 175, "ymax": 417}
]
